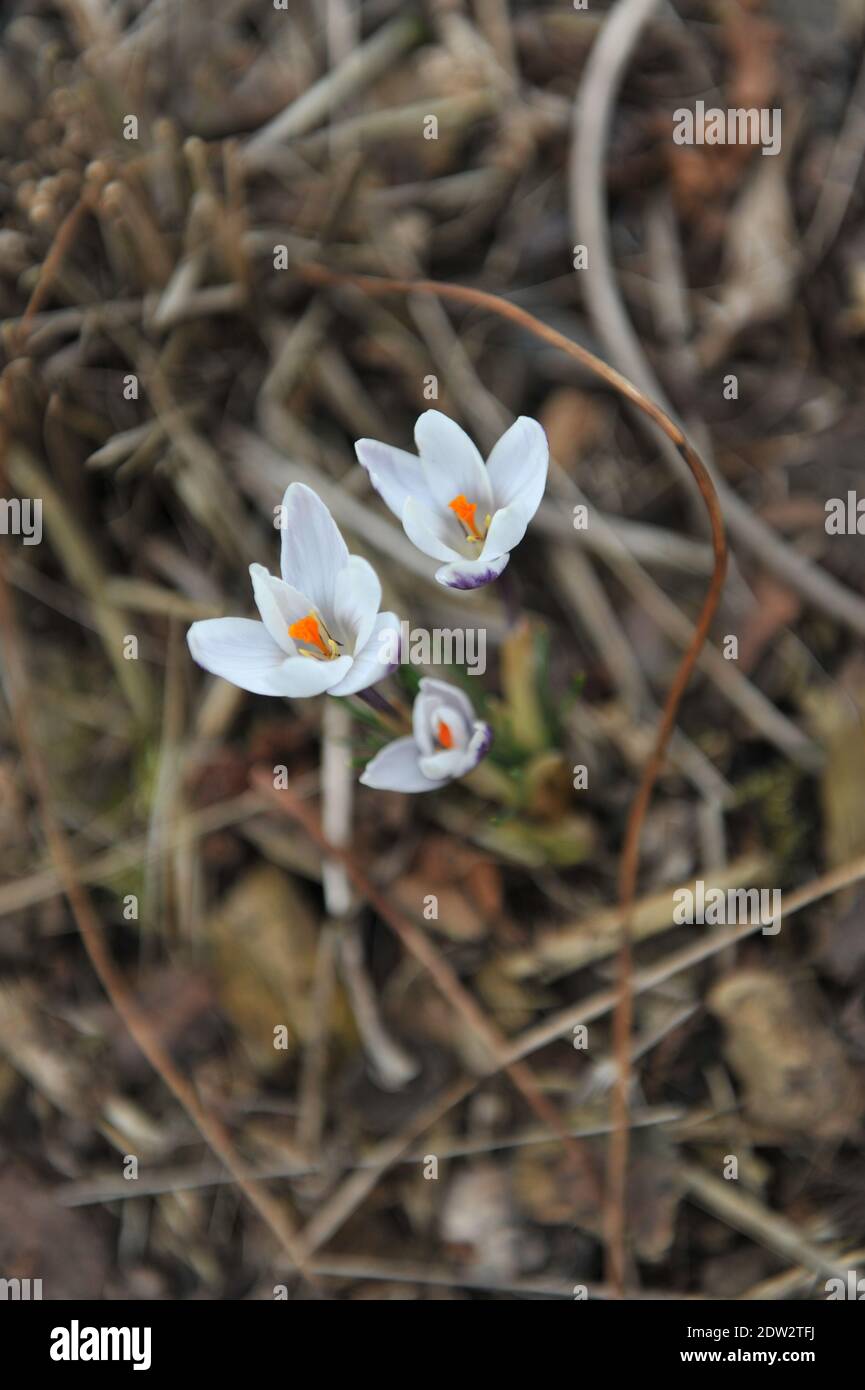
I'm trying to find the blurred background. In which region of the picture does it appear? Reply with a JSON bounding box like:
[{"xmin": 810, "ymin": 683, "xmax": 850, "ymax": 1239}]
[{"xmin": 1, "ymin": 0, "xmax": 865, "ymax": 1300}]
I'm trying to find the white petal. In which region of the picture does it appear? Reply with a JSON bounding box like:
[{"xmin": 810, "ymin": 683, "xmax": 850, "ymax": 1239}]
[
  {"xmin": 333, "ymin": 555, "xmax": 381, "ymax": 654},
  {"xmin": 418, "ymin": 747, "xmax": 466, "ymax": 780},
  {"xmin": 271, "ymin": 653, "xmax": 353, "ymax": 697},
  {"xmin": 360, "ymin": 736, "xmax": 447, "ymax": 793},
  {"xmin": 249, "ymin": 563, "xmax": 309, "ymax": 655},
  {"xmin": 355, "ymin": 439, "xmax": 434, "ymax": 517},
  {"xmin": 417, "ymin": 677, "xmax": 477, "ymax": 727},
  {"xmin": 415, "ymin": 411, "xmax": 493, "ymax": 515},
  {"xmin": 429, "ymin": 702, "xmax": 470, "ymax": 751},
  {"xmin": 486, "ymin": 416, "xmax": 548, "ymax": 514},
  {"xmin": 187, "ymin": 618, "xmax": 291, "ymax": 696},
  {"xmin": 421, "ymin": 720, "xmax": 492, "ymax": 780},
  {"xmin": 413, "ymin": 679, "xmax": 475, "ymax": 755},
  {"xmin": 278, "ymin": 482, "xmax": 349, "ymax": 619},
  {"xmin": 466, "ymin": 720, "xmax": 494, "ymax": 767},
  {"xmin": 479, "ymin": 500, "xmax": 533, "ymax": 561},
  {"xmin": 435, "ymin": 552, "xmax": 510, "ymax": 590},
  {"xmin": 328, "ymin": 611, "xmax": 401, "ymax": 697},
  {"xmin": 412, "ymin": 687, "xmax": 437, "ymax": 755},
  {"xmin": 402, "ymin": 497, "xmax": 461, "ymax": 562}
]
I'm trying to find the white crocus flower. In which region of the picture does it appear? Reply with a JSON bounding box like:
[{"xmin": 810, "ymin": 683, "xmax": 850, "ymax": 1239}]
[
  {"xmin": 360, "ymin": 678, "xmax": 492, "ymax": 793},
  {"xmin": 355, "ymin": 410, "xmax": 548, "ymax": 590},
  {"xmin": 187, "ymin": 483, "xmax": 400, "ymax": 699}
]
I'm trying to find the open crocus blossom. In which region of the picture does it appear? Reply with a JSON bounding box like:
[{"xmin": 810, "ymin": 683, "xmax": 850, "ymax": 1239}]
[
  {"xmin": 360, "ymin": 678, "xmax": 492, "ymax": 793},
  {"xmin": 355, "ymin": 410, "xmax": 549, "ymax": 589},
  {"xmin": 187, "ymin": 483, "xmax": 400, "ymax": 699}
]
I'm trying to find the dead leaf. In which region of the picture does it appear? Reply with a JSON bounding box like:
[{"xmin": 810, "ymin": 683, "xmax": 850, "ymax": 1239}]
[
  {"xmin": 708, "ymin": 967, "xmax": 863, "ymax": 1138},
  {"xmin": 696, "ymin": 153, "xmax": 800, "ymax": 368},
  {"xmin": 440, "ymin": 1164, "xmax": 521, "ymax": 1279},
  {"xmin": 391, "ymin": 833, "xmax": 503, "ymax": 941},
  {"xmin": 209, "ymin": 864, "xmax": 322, "ymax": 1070}
]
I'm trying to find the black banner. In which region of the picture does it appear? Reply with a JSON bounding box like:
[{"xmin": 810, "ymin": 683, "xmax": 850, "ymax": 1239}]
[{"xmin": 2, "ymin": 1297, "xmax": 861, "ymax": 1376}]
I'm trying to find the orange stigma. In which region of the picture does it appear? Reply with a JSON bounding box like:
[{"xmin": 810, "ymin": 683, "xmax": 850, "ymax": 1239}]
[
  {"xmin": 288, "ymin": 612, "xmax": 331, "ymax": 658},
  {"xmin": 448, "ymin": 493, "xmax": 484, "ymax": 541},
  {"xmin": 437, "ymin": 719, "xmax": 454, "ymax": 749}
]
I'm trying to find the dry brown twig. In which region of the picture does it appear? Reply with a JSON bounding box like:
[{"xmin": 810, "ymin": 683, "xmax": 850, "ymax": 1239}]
[{"xmin": 13, "ymin": 190, "xmax": 95, "ymax": 354}]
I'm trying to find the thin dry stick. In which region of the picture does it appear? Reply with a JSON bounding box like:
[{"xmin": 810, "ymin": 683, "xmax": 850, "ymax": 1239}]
[
  {"xmin": 680, "ymin": 1164, "xmax": 851, "ymax": 1285},
  {"xmin": 503, "ymin": 849, "xmax": 865, "ymax": 1067},
  {"xmin": 0, "ymin": 491, "xmax": 317, "ymax": 1292},
  {"xmin": 14, "ymin": 184, "xmax": 100, "ymax": 354},
  {"xmin": 295, "ymin": 263, "xmax": 728, "ymax": 1297}
]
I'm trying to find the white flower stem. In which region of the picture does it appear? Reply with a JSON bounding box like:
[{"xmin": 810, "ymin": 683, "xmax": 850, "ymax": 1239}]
[
  {"xmin": 323, "ymin": 699, "xmax": 419, "ymax": 1090},
  {"xmin": 321, "ymin": 698, "xmax": 353, "ymax": 919}
]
